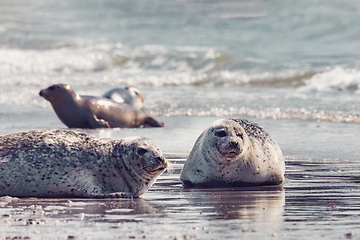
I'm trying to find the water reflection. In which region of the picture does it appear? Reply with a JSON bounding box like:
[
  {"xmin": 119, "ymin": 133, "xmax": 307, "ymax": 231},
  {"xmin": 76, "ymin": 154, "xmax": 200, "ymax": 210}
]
[
  {"xmin": 176, "ymin": 185, "xmax": 285, "ymax": 235},
  {"xmin": 3, "ymin": 158, "xmax": 360, "ymax": 239},
  {"xmin": 187, "ymin": 186, "xmax": 285, "ymax": 220},
  {"xmin": 0, "ymin": 197, "xmax": 165, "ymax": 223}
]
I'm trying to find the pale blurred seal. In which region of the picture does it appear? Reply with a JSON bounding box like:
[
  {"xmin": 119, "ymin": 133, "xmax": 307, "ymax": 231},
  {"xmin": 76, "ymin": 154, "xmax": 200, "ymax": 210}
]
[
  {"xmin": 39, "ymin": 84, "xmax": 164, "ymax": 128},
  {"xmin": 103, "ymin": 86, "xmax": 145, "ymax": 110},
  {"xmin": 0, "ymin": 129, "xmax": 168, "ymax": 198},
  {"xmin": 180, "ymin": 118, "xmax": 285, "ymax": 186}
]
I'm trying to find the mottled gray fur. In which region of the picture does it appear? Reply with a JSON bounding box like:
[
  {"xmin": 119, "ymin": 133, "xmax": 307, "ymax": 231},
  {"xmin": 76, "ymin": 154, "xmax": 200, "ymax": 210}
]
[
  {"xmin": 0, "ymin": 129, "xmax": 168, "ymax": 198},
  {"xmin": 180, "ymin": 118, "xmax": 285, "ymax": 186}
]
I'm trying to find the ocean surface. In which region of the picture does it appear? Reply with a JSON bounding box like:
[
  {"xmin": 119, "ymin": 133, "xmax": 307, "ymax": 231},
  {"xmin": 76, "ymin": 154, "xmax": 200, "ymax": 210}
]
[{"xmin": 0, "ymin": 0, "xmax": 360, "ymax": 239}]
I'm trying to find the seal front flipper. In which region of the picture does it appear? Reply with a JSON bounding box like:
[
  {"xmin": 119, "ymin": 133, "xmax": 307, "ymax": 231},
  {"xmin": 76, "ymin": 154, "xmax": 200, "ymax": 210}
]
[
  {"xmin": 143, "ymin": 116, "xmax": 164, "ymax": 127},
  {"xmin": 89, "ymin": 115, "xmax": 110, "ymax": 128}
]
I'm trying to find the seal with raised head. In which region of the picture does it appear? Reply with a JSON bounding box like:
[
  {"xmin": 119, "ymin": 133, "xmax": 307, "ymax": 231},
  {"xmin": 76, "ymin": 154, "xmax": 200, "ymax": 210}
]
[
  {"xmin": 0, "ymin": 129, "xmax": 168, "ymax": 198},
  {"xmin": 39, "ymin": 84, "xmax": 164, "ymax": 128},
  {"xmin": 180, "ymin": 118, "xmax": 285, "ymax": 186},
  {"xmin": 102, "ymin": 86, "xmax": 145, "ymax": 110}
]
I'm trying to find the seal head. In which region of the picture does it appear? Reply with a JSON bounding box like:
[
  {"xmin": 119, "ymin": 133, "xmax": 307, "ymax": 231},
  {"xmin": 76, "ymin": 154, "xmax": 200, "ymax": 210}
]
[
  {"xmin": 208, "ymin": 119, "xmax": 246, "ymax": 161},
  {"xmin": 112, "ymin": 136, "xmax": 168, "ymax": 196}
]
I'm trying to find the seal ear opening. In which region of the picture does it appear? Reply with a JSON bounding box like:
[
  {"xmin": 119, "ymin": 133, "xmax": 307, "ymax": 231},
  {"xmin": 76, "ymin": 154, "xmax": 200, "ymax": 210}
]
[{"xmin": 143, "ymin": 116, "xmax": 164, "ymax": 128}]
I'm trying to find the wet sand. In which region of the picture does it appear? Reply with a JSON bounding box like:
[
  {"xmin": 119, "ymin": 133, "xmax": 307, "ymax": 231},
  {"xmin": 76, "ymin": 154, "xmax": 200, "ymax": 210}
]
[{"xmin": 0, "ymin": 156, "xmax": 359, "ymax": 240}]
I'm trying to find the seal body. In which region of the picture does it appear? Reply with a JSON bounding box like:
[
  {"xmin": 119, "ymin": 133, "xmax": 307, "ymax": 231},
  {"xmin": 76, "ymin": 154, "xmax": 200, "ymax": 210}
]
[
  {"xmin": 0, "ymin": 129, "xmax": 168, "ymax": 198},
  {"xmin": 102, "ymin": 86, "xmax": 145, "ymax": 110},
  {"xmin": 180, "ymin": 118, "xmax": 285, "ymax": 186},
  {"xmin": 39, "ymin": 84, "xmax": 164, "ymax": 128}
]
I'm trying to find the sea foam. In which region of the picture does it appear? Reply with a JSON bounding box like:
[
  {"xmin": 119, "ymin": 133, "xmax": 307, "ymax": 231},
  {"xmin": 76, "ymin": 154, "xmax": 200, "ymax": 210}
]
[{"xmin": 301, "ymin": 67, "xmax": 360, "ymax": 93}]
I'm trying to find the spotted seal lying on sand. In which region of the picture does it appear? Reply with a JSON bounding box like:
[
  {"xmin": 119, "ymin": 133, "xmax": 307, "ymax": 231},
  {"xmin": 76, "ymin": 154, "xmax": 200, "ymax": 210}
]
[
  {"xmin": 39, "ymin": 84, "xmax": 164, "ymax": 128},
  {"xmin": 0, "ymin": 129, "xmax": 168, "ymax": 198},
  {"xmin": 103, "ymin": 86, "xmax": 145, "ymax": 110},
  {"xmin": 180, "ymin": 118, "xmax": 285, "ymax": 186}
]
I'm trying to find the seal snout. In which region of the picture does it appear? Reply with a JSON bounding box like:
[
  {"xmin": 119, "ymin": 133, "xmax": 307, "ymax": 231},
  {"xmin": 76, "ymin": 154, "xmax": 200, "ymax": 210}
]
[
  {"xmin": 155, "ymin": 156, "xmax": 168, "ymax": 171},
  {"xmin": 39, "ymin": 88, "xmax": 51, "ymax": 100},
  {"xmin": 224, "ymin": 138, "xmax": 242, "ymax": 157},
  {"xmin": 149, "ymin": 157, "xmax": 168, "ymax": 173},
  {"xmin": 39, "ymin": 89, "xmax": 46, "ymax": 97}
]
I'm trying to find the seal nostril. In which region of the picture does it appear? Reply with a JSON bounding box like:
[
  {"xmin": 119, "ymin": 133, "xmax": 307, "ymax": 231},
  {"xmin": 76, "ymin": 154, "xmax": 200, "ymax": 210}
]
[
  {"xmin": 155, "ymin": 157, "xmax": 164, "ymax": 163},
  {"xmin": 230, "ymin": 141, "xmax": 238, "ymax": 148}
]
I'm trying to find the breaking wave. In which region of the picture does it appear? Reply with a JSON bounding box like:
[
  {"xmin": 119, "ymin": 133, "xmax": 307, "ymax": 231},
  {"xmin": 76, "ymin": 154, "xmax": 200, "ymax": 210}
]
[
  {"xmin": 0, "ymin": 44, "xmax": 313, "ymax": 88},
  {"xmin": 1, "ymin": 43, "xmax": 359, "ymax": 95},
  {"xmin": 300, "ymin": 67, "xmax": 360, "ymax": 93}
]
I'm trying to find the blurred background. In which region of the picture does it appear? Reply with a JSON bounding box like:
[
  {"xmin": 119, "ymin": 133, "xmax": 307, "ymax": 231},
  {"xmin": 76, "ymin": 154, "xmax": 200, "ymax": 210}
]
[{"xmin": 0, "ymin": 0, "xmax": 359, "ymax": 159}]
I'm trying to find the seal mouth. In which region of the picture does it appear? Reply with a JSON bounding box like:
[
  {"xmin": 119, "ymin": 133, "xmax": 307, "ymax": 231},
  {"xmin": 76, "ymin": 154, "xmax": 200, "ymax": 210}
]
[
  {"xmin": 150, "ymin": 166, "xmax": 166, "ymax": 173},
  {"xmin": 149, "ymin": 164, "xmax": 168, "ymax": 174},
  {"xmin": 227, "ymin": 151, "xmax": 239, "ymax": 157},
  {"xmin": 224, "ymin": 148, "xmax": 242, "ymax": 158}
]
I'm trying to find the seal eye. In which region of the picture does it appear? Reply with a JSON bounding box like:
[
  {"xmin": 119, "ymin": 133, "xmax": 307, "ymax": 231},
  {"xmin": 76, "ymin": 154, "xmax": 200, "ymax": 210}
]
[
  {"xmin": 236, "ymin": 133, "xmax": 243, "ymax": 139},
  {"xmin": 215, "ymin": 130, "xmax": 227, "ymax": 138},
  {"xmin": 48, "ymin": 86, "xmax": 60, "ymax": 91},
  {"xmin": 137, "ymin": 148, "xmax": 147, "ymax": 156}
]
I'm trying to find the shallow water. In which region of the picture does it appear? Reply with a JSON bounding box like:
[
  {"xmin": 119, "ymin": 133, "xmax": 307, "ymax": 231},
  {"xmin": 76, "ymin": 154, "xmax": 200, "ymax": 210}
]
[
  {"xmin": 0, "ymin": 158, "xmax": 359, "ymax": 240},
  {"xmin": 0, "ymin": 0, "xmax": 360, "ymax": 239}
]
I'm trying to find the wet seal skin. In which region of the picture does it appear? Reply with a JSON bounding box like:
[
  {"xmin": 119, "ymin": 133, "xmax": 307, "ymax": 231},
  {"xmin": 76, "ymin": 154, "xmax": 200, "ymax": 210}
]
[
  {"xmin": 0, "ymin": 129, "xmax": 168, "ymax": 198},
  {"xmin": 180, "ymin": 118, "xmax": 285, "ymax": 186},
  {"xmin": 39, "ymin": 84, "xmax": 164, "ymax": 128},
  {"xmin": 102, "ymin": 86, "xmax": 145, "ymax": 110}
]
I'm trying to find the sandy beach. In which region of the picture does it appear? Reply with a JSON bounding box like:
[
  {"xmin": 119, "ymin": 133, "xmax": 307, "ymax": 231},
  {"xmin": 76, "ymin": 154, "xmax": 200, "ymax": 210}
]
[{"xmin": 1, "ymin": 0, "xmax": 360, "ymax": 239}]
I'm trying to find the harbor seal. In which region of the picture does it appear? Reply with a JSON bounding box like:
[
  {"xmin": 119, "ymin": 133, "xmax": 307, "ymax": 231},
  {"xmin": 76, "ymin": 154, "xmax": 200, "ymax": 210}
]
[
  {"xmin": 102, "ymin": 86, "xmax": 145, "ymax": 110},
  {"xmin": 39, "ymin": 84, "xmax": 164, "ymax": 128},
  {"xmin": 180, "ymin": 118, "xmax": 285, "ymax": 186},
  {"xmin": 0, "ymin": 129, "xmax": 168, "ymax": 198}
]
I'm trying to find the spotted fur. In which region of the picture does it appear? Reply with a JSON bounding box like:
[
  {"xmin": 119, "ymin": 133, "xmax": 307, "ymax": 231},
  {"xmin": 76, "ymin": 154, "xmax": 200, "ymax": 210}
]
[
  {"xmin": 0, "ymin": 129, "xmax": 168, "ymax": 198},
  {"xmin": 180, "ymin": 118, "xmax": 285, "ymax": 186}
]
